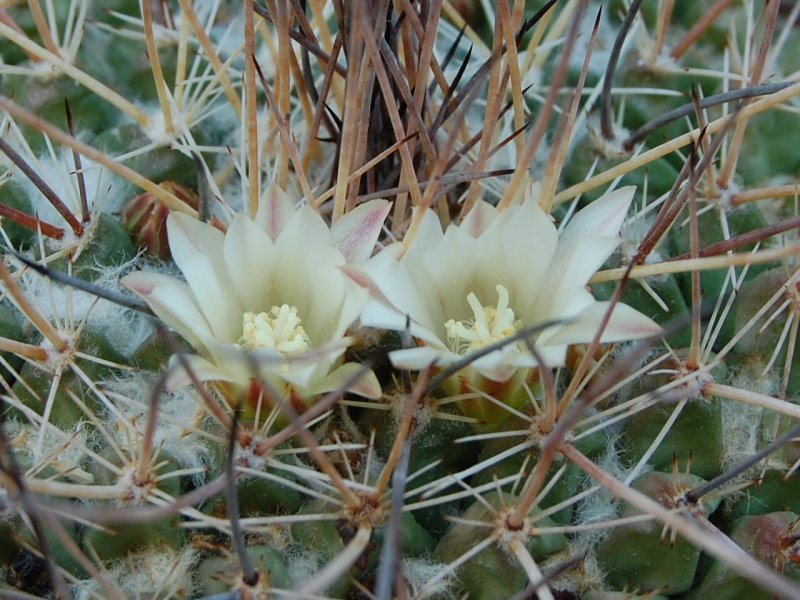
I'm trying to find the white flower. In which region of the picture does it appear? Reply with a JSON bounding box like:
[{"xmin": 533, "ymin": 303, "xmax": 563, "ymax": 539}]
[
  {"xmin": 352, "ymin": 186, "xmax": 661, "ymax": 385},
  {"xmin": 122, "ymin": 190, "xmax": 389, "ymax": 406}
]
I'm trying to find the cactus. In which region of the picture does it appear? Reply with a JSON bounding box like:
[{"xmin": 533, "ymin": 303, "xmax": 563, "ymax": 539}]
[{"xmin": 1, "ymin": 1, "xmax": 800, "ymax": 599}]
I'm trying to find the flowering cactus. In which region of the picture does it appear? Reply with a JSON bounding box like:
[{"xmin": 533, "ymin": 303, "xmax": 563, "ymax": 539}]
[
  {"xmin": 122, "ymin": 194, "xmax": 389, "ymax": 411},
  {"xmin": 0, "ymin": 1, "xmax": 799, "ymax": 599}
]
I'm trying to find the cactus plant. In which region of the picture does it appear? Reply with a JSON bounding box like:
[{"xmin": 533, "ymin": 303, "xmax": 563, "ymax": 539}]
[{"xmin": 1, "ymin": 1, "xmax": 800, "ymax": 599}]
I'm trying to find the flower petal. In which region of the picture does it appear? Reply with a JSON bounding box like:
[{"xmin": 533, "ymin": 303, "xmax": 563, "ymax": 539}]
[
  {"xmin": 255, "ymin": 183, "xmax": 295, "ymax": 241},
  {"xmin": 358, "ymin": 299, "xmax": 445, "ymax": 348},
  {"xmin": 389, "ymin": 345, "xmax": 461, "ymax": 371},
  {"xmin": 560, "ymin": 186, "xmax": 635, "ymax": 243},
  {"xmin": 165, "ymin": 353, "xmax": 236, "ymax": 390},
  {"xmin": 461, "ymin": 199, "xmax": 498, "ymax": 238},
  {"xmin": 330, "ymin": 199, "xmax": 390, "ymax": 262},
  {"xmin": 168, "ymin": 213, "xmax": 240, "ymax": 342},
  {"xmin": 494, "ymin": 198, "xmax": 558, "ymax": 316},
  {"xmin": 358, "ymin": 248, "xmax": 441, "ymax": 336},
  {"xmin": 536, "ymin": 235, "xmax": 620, "ymax": 320},
  {"xmin": 273, "ymin": 205, "xmax": 339, "ymax": 320},
  {"xmin": 224, "ymin": 213, "xmax": 276, "ymax": 310},
  {"xmin": 543, "ymin": 301, "xmax": 662, "ymax": 345},
  {"xmin": 311, "ymin": 362, "xmax": 382, "ymax": 399},
  {"xmin": 121, "ymin": 271, "xmax": 212, "ymax": 349}
]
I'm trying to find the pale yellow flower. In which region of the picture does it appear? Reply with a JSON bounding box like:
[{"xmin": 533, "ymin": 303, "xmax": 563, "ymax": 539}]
[
  {"xmin": 353, "ymin": 186, "xmax": 660, "ymax": 384},
  {"xmin": 122, "ymin": 192, "xmax": 389, "ymax": 405}
]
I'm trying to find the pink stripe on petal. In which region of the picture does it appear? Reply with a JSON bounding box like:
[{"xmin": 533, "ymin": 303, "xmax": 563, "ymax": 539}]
[{"xmin": 331, "ymin": 199, "xmax": 390, "ymax": 262}]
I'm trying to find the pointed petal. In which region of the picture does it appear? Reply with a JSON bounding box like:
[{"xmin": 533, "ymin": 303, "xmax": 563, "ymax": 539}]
[
  {"xmin": 389, "ymin": 345, "xmax": 459, "ymax": 371},
  {"xmin": 461, "ymin": 199, "xmax": 498, "ymax": 238},
  {"xmin": 167, "ymin": 213, "xmax": 240, "ymax": 342},
  {"xmin": 357, "ymin": 249, "xmax": 442, "ymax": 336},
  {"xmin": 312, "ymin": 362, "xmax": 382, "ymax": 399},
  {"xmin": 330, "ymin": 199, "xmax": 390, "ymax": 262},
  {"xmin": 560, "ymin": 186, "xmax": 635, "ymax": 243},
  {"xmin": 495, "ymin": 198, "xmax": 558, "ymax": 315},
  {"xmin": 510, "ymin": 343, "xmax": 568, "ymax": 369},
  {"xmin": 224, "ymin": 214, "xmax": 276, "ymax": 310},
  {"xmin": 165, "ymin": 353, "xmax": 236, "ymax": 390},
  {"xmin": 543, "ymin": 301, "xmax": 662, "ymax": 345},
  {"xmin": 273, "ymin": 205, "xmax": 338, "ymax": 320},
  {"xmin": 403, "ymin": 207, "xmax": 444, "ymax": 259},
  {"xmin": 121, "ymin": 271, "xmax": 212, "ymax": 349},
  {"xmin": 255, "ymin": 183, "xmax": 295, "ymax": 241},
  {"xmin": 536, "ymin": 235, "xmax": 620, "ymax": 319},
  {"xmin": 358, "ymin": 299, "xmax": 445, "ymax": 348}
]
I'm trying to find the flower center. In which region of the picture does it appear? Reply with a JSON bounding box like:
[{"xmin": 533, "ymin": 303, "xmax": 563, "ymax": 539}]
[
  {"xmin": 238, "ymin": 305, "xmax": 311, "ymax": 355},
  {"xmin": 445, "ymin": 284, "xmax": 522, "ymax": 354}
]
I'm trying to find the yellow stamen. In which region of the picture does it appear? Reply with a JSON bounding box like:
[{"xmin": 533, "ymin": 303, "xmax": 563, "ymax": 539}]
[
  {"xmin": 238, "ymin": 305, "xmax": 311, "ymax": 355},
  {"xmin": 445, "ymin": 284, "xmax": 522, "ymax": 354}
]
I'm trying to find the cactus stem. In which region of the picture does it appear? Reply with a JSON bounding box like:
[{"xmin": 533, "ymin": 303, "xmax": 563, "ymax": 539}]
[
  {"xmin": 252, "ymin": 374, "xmax": 362, "ymax": 509},
  {"xmin": 375, "ymin": 370, "xmax": 429, "ymax": 495},
  {"xmin": 297, "ymin": 522, "xmax": 373, "ymax": 595},
  {"xmin": 0, "ymin": 97, "xmax": 197, "ymax": 217},
  {"xmin": 563, "ymin": 442, "xmax": 800, "ymax": 599},
  {"xmin": 419, "ymin": 533, "xmax": 498, "ymax": 598},
  {"xmin": 0, "ymin": 21, "xmax": 151, "ymax": 129},
  {"xmin": 558, "ymin": 79, "xmax": 800, "ymax": 204},
  {"xmin": 507, "ymin": 437, "xmax": 559, "ymax": 529}
]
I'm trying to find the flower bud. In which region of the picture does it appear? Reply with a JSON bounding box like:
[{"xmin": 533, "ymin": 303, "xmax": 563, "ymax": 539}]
[{"xmin": 121, "ymin": 182, "xmax": 199, "ymax": 260}]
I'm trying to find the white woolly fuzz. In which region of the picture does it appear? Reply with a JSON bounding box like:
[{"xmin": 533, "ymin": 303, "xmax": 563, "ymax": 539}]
[
  {"xmin": 5, "ymin": 419, "xmax": 94, "ymax": 483},
  {"xmin": 10, "ymin": 254, "xmax": 153, "ymax": 359},
  {"xmin": 72, "ymin": 545, "xmax": 196, "ymax": 600},
  {"xmin": 11, "ymin": 152, "xmax": 126, "ymax": 227},
  {"xmin": 102, "ymin": 374, "xmax": 212, "ymax": 483},
  {"xmin": 402, "ymin": 556, "xmax": 460, "ymax": 599},
  {"xmin": 285, "ymin": 548, "xmax": 322, "ymax": 589},
  {"xmin": 720, "ymin": 366, "xmax": 772, "ymax": 474},
  {"xmin": 572, "ymin": 435, "xmax": 632, "ymax": 549}
]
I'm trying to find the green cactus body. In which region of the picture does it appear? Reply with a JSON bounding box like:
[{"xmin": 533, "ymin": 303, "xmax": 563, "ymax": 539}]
[
  {"xmin": 82, "ymin": 517, "xmax": 185, "ymax": 562},
  {"xmin": 0, "ymin": 72, "xmax": 117, "ymax": 150},
  {"xmin": 730, "ymin": 471, "xmax": 800, "ymax": 520},
  {"xmin": 46, "ymin": 213, "xmax": 137, "ymax": 281},
  {"xmin": 598, "ymin": 471, "xmax": 721, "ymax": 595},
  {"xmin": 668, "ymin": 203, "xmax": 771, "ymax": 348},
  {"xmin": 197, "ymin": 545, "xmax": 291, "ymax": 596},
  {"xmin": 687, "ymin": 512, "xmax": 800, "ymax": 600},
  {"xmin": 434, "ymin": 491, "xmax": 568, "ymax": 599},
  {"xmin": 0, "ymin": 179, "xmax": 36, "ymax": 249}
]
